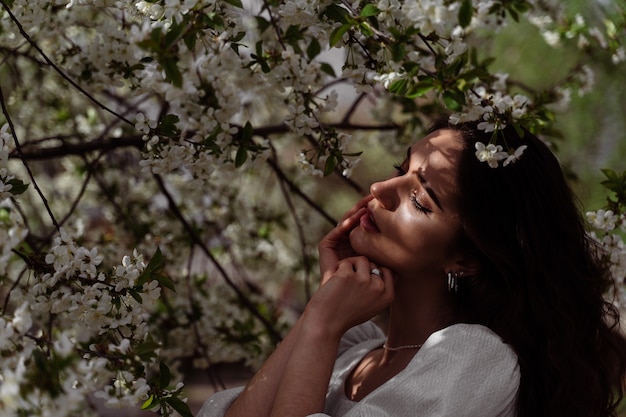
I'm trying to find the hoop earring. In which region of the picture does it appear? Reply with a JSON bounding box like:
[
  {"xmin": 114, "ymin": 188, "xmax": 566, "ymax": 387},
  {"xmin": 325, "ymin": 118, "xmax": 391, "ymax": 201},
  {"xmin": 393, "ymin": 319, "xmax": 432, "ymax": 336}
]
[{"xmin": 447, "ymin": 272, "xmax": 459, "ymax": 293}]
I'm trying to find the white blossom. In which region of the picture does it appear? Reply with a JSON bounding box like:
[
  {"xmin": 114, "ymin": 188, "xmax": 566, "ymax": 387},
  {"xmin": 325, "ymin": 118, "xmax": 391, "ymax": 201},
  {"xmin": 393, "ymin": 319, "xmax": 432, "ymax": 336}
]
[
  {"xmin": 587, "ymin": 209, "xmax": 619, "ymax": 231},
  {"xmin": 475, "ymin": 142, "xmax": 508, "ymax": 168}
]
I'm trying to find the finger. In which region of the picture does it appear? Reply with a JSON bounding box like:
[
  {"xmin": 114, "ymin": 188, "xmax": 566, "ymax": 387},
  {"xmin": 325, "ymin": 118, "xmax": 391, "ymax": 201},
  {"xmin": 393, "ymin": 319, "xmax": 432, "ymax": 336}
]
[
  {"xmin": 354, "ymin": 256, "xmax": 370, "ymax": 268},
  {"xmin": 366, "ymin": 263, "xmax": 386, "ymax": 291},
  {"xmin": 379, "ymin": 267, "xmax": 395, "ymax": 301},
  {"xmin": 336, "ymin": 259, "xmax": 356, "ymax": 274},
  {"xmin": 334, "ymin": 207, "xmax": 366, "ymax": 233},
  {"xmin": 369, "ymin": 264, "xmax": 382, "ymax": 279},
  {"xmin": 338, "ymin": 195, "xmax": 373, "ymax": 223}
]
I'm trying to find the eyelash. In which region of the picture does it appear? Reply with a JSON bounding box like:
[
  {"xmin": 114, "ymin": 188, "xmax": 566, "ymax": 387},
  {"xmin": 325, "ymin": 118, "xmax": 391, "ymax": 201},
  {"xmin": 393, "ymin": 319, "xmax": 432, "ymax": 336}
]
[
  {"xmin": 393, "ymin": 162, "xmax": 406, "ymax": 176},
  {"xmin": 410, "ymin": 190, "xmax": 432, "ymax": 215},
  {"xmin": 393, "ymin": 163, "xmax": 432, "ymax": 215}
]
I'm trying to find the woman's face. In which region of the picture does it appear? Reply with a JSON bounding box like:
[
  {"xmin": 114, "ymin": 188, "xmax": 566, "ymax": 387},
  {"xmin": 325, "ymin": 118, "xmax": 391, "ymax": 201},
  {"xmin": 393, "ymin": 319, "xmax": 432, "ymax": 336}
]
[{"xmin": 349, "ymin": 128, "xmax": 466, "ymax": 279}]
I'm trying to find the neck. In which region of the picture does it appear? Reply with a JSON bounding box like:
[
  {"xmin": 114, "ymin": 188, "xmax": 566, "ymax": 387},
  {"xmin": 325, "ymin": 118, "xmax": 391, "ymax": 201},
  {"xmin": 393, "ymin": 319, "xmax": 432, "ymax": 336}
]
[{"xmin": 382, "ymin": 274, "xmax": 457, "ymax": 359}]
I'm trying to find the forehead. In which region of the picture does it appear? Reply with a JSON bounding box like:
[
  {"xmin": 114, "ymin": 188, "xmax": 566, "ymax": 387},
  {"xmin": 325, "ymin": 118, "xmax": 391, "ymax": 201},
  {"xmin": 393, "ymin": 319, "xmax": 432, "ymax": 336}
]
[
  {"xmin": 409, "ymin": 129, "xmax": 463, "ymax": 208},
  {"xmin": 410, "ymin": 128, "xmax": 463, "ymax": 165}
]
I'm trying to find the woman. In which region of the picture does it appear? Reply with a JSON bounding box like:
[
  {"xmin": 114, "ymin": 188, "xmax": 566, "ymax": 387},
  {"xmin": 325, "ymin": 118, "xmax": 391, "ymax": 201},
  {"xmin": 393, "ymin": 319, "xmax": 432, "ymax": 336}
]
[{"xmin": 198, "ymin": 120, "xmax": 626, "ymax": 417}]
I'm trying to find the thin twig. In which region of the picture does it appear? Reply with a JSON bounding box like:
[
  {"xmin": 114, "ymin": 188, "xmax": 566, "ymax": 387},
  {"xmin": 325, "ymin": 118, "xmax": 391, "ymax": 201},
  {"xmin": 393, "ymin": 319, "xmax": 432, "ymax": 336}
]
[
  {"xmin": 341, "ymin": 92, "xmax": 369, "ymax": 125},
  {"xmin": 0, "ymin": 83, "xmax": 60, "ymax": 231},
  {"xmin": 0, "ymin": 0, "xmax": 134, "ymax": 126},
  {"xmin": 269, "ymin": 143, "xmax": 313, "ymax": 300},
  {"xmin": 2, "ymin": 265, "xmax": 28, "ymax": 314},
  {"xmin": 56, "ymin": 155, "xmax": 98, "ymax": 230},
  {"xmin": 265, "ymin": 158, "xmax": 336, "ymax": 226},
  {"xmin": 152, "ymin": 173, "xmax": 282, "ymax": 343},
  {"xmin": 261, "ymin": 0, "xmax": 286, "ymax": 50}
]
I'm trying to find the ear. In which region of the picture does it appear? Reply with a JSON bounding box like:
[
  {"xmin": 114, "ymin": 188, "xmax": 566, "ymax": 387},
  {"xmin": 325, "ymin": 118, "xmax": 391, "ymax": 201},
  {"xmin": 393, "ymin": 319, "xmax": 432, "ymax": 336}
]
[{"xmin": 448, "ymin": 254, "xmax": 481, "ymax": 277}]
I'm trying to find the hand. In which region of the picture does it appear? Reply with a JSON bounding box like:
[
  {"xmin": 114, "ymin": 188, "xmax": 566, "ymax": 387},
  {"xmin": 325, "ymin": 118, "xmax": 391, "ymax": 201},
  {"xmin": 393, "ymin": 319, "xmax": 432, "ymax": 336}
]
[
  {"xmin": 305, "ymin": 256, "xmax": 394, "ymax": 337},
  {"xmin": 318, "ymin": 195, "xmax": 373, "ymax": 286}
]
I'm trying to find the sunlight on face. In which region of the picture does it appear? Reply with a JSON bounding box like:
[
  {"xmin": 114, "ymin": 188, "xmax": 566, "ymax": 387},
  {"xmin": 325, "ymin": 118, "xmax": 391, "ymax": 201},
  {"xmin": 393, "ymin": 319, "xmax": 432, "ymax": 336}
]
[{"xmin": 349, "ymin": 129, "xmax": 465, "ymax": 280}]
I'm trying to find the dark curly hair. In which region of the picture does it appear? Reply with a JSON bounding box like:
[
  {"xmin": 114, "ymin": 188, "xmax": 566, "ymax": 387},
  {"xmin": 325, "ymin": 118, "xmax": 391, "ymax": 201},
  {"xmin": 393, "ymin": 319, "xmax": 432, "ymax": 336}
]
[{"xmin": 429, "ymin": 118, "xmax": 626, "ymax": 417}]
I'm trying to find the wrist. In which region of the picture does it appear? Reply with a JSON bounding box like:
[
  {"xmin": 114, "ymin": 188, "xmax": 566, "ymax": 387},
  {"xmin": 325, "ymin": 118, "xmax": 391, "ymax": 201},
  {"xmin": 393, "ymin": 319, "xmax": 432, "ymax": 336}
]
[{"xmin": 300, "ymin": 307, "xmax": 345, "ymax": 342}]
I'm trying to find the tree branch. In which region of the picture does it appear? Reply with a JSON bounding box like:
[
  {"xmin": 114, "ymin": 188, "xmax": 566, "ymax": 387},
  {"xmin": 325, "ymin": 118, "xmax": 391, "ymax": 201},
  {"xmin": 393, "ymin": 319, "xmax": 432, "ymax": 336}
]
[
  {"xmin": 0, "ymin": 0, "xmax": 134, "ymax": 127},
  {"xmin": 12, "ymin": 120, "xmax": 400, "ymax": 161},
  {"xmin": 0, "ymin": 83, "xmax": 60, "ymax": 231},
  {"xmin": 269, "ymin": 143, "xmax": 314, "ymax": 300},
  {"xmin": 152, "ymin": 174, "xmax": 283, "ymax": 343}
]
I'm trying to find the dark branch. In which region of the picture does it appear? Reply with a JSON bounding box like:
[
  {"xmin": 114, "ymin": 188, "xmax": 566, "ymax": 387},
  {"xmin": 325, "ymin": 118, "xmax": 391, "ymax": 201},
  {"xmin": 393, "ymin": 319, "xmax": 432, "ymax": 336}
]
[{"xmin": 152, "ymin": 174, "xmax": 283, "ymax": 343}]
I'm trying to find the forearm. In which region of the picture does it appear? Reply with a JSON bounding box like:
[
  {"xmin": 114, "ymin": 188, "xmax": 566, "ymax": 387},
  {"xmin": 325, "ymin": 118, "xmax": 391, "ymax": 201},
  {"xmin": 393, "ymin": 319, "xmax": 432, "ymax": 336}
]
[
  {"xmin": 224, "ymin": 316, "xmax": 304, "ymax": 417},
  {"xmin": 270, "ymin": 312, "xmax": 342, "ymax": 417}
]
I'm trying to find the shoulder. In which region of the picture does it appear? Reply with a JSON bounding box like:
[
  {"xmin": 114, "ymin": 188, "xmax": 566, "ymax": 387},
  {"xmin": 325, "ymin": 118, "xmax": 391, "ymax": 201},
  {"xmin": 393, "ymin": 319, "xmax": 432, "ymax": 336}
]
[
  {"xmin": 421, "ymin": 323, "xmax": 519, "ymax": 378},
  {"xmin": 396, "ymin": 323, "xmax": 519, "ymax": 415},
  {"xmin": 338, "ymin": 321, "xmax": 385, "ymax": 356},
  {"xmin": 429, "ymin": 323, "xmax": 517, "ymax": 360}
]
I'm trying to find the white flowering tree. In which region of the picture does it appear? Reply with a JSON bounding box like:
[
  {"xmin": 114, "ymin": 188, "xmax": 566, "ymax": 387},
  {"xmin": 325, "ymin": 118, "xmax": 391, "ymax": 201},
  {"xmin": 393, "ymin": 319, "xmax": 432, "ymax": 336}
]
[{"xmin": 1, "ymin": 0, "xmax": 625, "ymax": 416}]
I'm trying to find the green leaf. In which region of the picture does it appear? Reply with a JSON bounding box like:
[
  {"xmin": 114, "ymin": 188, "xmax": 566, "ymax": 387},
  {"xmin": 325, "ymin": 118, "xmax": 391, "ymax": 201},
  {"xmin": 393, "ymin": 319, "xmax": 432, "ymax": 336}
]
[
  {"xmin": 442, "ymin": 91, "xmax": 464, "ymax": 111},
  {"xmin": 358, "ymin": 22, "xmax": 373, "ymax": 37},
  {"xmin": 162, "ymin": 58, "xmax": 182, "ymax": 87},
  {"xmin": 260, "ymin": 60, "xmax": 271, "ymax": 73},
  {"xmin": 129, "ymin": 289, "xmax": 143, "ymax": 303},
  {"xmin": 137, "ymin": 247, "xmax": 165, "ymax": 287},
  {"xmin": 7, "ymin": 179, "xmax": 29, "ymax": 195},
  {"xmin": 165, "ymin": 396, "xmax": 194, "ymax": 417},
  {"xmin": 285, "ymin": 25, "xmax": 303, "ymax": 42},
  {"xmin": 224, "ymin": 0, "xmax": 243, "ymax": 8},
  {"xmin": 602, "ymin": 168, "xmax": 619, "ymax": 182},
  {"xmin": 159, "ymin": 362, "xmax": 171, "ymax": 389},
  {"xmin": 230, "ymin": 31, "xmax": 246, "ymax": 43},
  {"xmin": 203, "ymin": 12, "xmax": 225, "ymax": 30},
  {"xmin": 388, "ymin": 78, "xmax": 408, "ymax": 95},
  {"xmin": 390, "ymin": 43, "xmax": 406, "ymax": 61},
  {"xmin": 235, "ymin": 146, "xmax": 248, "ymax": 167},
  {"xmin": 360, "ymin": 4, "xmax": 379, "ymax": 17},
  {"xmin": 157, "ymin": 114, "xmax": 180, "ymax": 138},
  {"xmin": 320, "ymin": 62, "xmax": 336, "ymax": 77},
  {"xmin": 307, "ymin": 38, "xmax": 322, "ymax": 60},
  {"xmin": 241, "ymin": 121, "xmax": 254, "ymax": 142},
  {"xmin": 323, "ymin": 156, "xmax": 337, "ymax": 176},
  {"xmin": 229, "ymin": 31, "xmax": 246, "ymax": 54},
  {"xmin": 329, "ymin": 24, "xmax": 351, "ymax": 47},
  {"xmin": 506, "ymin": 6, "xmax": 519, "ymax": 22},
  {"xmin": 164, "ymin": 19, "xmax": 185, "ymax": 48},
  {"xmin": 141, "ymin": 395, "xmax": 158, "ymax": 410},
  {"xmin": 136, "ymin": 337, "xmax": 161, "ymax": 361},
  {"xmin": 406, "ymin": 80, "xmax": 433, "ymax": 99},
  {"xmin": 183, "ymin": 31, "xmax": 197, "ymax": 51},
  {"xmin": 156, "ymin": 274, "xmax": 176, "ymax": 292},
  {"xmin": 459, "ymin": 0, "xmax": 473, "ymax": 28},
  {"xmin": 255, "ymin": 16, "xmax": 271, "ymax": 32},
  {"xmin": 324, "ymin": 4, "xmax": 352, "ymax": 24}
]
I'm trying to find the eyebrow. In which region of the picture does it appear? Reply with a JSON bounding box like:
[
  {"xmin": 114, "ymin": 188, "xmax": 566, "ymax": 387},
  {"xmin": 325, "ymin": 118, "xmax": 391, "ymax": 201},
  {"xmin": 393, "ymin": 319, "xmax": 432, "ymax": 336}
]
[
  {"xmin": 418, "ymin": 171, "xmax": 444, "ymax": 211},
  {"xmin": 406, "ymin": 147, "xmax": 444, "ymax": 211}
]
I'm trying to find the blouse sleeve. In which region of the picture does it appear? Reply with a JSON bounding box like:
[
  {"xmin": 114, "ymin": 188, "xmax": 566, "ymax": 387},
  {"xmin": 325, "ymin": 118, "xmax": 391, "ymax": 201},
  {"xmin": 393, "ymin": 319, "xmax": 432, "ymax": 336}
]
[
  {"xmin": 196, "ymin": 321, "xmax": 385, "ymax": 417},
  {"xmin": 337, "ymin": 321, "xmax": 385, "ymax": 357},
  {"xmin": 196, "ymin": 386, "xmax": 244, "ymax": 417}
]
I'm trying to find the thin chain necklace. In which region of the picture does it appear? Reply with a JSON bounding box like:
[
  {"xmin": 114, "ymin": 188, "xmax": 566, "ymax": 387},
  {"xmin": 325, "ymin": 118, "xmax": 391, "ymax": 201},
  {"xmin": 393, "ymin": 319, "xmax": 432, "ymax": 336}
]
[{"xmin": 382, "ymin": 341, "xmax": 423, "ymax": 351}]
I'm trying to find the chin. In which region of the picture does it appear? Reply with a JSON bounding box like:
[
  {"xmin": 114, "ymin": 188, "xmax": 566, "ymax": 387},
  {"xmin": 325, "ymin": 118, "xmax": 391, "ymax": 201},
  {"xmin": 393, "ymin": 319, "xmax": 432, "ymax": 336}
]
[{"xmin": 349, "ymin": 230, "xmax": 382, "ymax": 263}]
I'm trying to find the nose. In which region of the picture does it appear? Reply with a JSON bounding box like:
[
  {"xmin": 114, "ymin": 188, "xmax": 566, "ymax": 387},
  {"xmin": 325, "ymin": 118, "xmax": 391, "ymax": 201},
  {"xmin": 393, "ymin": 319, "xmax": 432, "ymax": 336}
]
[{"xmin": 370, "ymin": 177, "xmax": 400, "ymax": 210}]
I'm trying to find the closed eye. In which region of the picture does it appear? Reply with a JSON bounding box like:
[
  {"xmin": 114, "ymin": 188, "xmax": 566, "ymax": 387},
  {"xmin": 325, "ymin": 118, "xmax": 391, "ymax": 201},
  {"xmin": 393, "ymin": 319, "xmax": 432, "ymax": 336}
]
[{"xmin": 410, "ymin": 189, "xmax": 432, "ymax": 215}]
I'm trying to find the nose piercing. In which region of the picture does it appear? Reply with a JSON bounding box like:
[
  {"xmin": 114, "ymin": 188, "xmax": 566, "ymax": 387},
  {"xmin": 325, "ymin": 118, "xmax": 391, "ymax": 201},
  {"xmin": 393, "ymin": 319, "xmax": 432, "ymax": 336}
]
[{"xmin": 370, "ymin": 268, "xmax": 382, "ymax": 277}]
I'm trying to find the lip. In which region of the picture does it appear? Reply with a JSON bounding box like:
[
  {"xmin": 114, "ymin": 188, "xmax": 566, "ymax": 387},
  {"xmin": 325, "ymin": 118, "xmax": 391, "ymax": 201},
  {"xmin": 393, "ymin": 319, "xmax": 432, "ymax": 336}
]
[{"xmin": 359, "ymin": 209, "xmax": 381, "ymax": 233}]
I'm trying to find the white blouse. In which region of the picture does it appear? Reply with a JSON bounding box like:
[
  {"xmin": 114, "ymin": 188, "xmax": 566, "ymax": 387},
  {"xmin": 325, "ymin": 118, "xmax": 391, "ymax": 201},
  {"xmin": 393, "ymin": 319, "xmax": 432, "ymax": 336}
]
[{"xmin": 198, "ymin": 321, "xmax": 520, "ymax": 417}]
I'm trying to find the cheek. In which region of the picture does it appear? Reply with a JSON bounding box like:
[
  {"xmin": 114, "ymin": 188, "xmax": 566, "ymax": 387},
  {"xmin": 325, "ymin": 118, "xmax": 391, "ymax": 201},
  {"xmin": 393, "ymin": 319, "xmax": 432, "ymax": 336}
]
[{"xmin": 388, "ymin": 221, "xmax": 463, "ymax": 267}]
